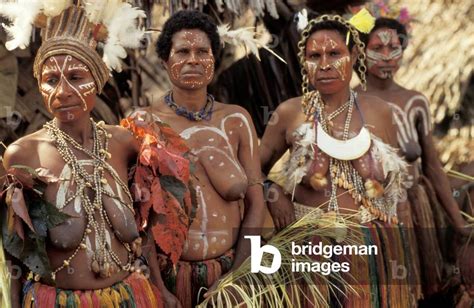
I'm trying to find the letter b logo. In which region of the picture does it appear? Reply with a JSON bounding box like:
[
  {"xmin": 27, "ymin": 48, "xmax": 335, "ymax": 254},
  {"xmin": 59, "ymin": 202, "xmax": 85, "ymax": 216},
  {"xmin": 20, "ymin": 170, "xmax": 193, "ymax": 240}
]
[{"xmin": 245, "ymin": 236, "xmax": 281, "ymax": 274}]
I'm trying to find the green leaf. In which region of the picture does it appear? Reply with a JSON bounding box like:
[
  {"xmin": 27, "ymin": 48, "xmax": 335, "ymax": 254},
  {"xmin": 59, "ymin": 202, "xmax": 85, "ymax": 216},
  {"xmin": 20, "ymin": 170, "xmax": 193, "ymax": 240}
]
[{"xmin": 159, "ymin": 176, "xmax": 186, "ymax": 207}]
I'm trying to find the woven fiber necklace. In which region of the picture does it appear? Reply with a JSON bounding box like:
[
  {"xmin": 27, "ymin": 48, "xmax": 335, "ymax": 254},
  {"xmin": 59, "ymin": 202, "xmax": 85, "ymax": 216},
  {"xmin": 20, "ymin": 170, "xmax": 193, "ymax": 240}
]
[{"xmin": 164, "ymin": 91, "xmax": 215, "ymax": 121}]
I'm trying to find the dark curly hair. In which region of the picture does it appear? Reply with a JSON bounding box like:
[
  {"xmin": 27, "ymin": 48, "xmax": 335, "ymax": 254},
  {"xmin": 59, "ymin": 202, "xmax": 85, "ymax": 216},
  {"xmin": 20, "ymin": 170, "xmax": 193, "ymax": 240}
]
[
  {"xmin": 369, "ymin": 17, "xmax": 408, "ymax": 49},
  {"xmin": 156, "ymin": 10, "xmax": 221, "ymax": 61}
]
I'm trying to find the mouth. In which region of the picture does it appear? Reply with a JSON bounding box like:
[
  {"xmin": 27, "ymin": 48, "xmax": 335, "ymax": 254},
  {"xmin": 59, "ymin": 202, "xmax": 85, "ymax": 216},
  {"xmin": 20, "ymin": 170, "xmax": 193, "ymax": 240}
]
[
  {"xmin": 182, "ymin": 71, "xmax": 203, "ymax": 77},
  {"xmin": 378, "ymin": 66, "xmax": 396, "ymax": 71},
  {"xmin": 316, "ymin": 77, "xmax": 338, "ymax": 83},
  {"xmin": 54, "ymin": 104, "xmax": 81, "ymax": 111}
]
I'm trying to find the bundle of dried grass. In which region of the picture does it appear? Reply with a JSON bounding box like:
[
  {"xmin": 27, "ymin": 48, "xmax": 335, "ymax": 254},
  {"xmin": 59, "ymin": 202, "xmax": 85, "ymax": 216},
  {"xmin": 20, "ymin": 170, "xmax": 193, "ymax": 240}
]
[
  {"xmin": 435, "ymin": 125, "xmax": 474, "ymax": 169},
  {"xmin": 198, "ymin": 208, "xmax": 364, "ymax": 308}
]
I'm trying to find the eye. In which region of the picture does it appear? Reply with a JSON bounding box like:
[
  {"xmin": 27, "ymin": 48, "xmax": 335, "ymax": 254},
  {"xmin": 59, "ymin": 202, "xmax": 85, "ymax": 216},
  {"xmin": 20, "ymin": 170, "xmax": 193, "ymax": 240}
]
[
  {"xmin": 46, "ymin": 78, "xmax": 58, "ymax": 85},
  {"xmin": 329, "ymin": 50, "xmax": 340, "ymax": 56},
  {"xmin": 70, "ymin": 75, "xmax": 82, "ymax": 81},
  {"xmin": 372, "ymin": 45, "xmax": 382, "ymax": 51},
  {"xmin": 308, "ymin": 52, "xmax": 321, "ymax": 59}
]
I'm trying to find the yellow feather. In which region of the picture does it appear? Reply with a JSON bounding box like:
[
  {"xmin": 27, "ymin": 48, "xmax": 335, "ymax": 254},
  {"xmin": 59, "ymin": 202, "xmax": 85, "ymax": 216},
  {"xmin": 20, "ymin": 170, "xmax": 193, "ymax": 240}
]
[{"xmin": 348, "ymin": 8, "xmax": 375, "ymax": 34}]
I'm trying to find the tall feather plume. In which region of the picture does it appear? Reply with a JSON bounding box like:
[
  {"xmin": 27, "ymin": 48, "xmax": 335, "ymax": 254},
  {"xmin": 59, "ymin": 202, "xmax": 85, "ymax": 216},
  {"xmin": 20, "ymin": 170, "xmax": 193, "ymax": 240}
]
[
  {"xmin": 217, "ymin": 24, "xmax": 286, "ymax": 64},
  {"xmin": 0, "ymin": 0, "xmax": 42, "ymax": 50}
]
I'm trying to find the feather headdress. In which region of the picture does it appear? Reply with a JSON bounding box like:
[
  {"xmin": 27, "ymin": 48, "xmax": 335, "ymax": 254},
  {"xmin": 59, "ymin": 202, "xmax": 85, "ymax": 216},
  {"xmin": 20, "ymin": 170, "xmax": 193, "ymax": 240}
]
[
  {"xmin": 0, "ymin": 0, "xmax": 145, "ymax": 75},
  {"xmin": 217, "ymin": 23, "xmax": 286, "ymax": 64}
]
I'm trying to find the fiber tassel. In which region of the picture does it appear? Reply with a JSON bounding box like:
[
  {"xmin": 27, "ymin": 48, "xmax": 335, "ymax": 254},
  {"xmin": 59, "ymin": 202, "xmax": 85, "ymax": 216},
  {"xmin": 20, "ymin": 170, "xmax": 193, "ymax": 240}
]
[{"xmin": 57, "ymin": 290, "xmax": 67, "ymax": 307}]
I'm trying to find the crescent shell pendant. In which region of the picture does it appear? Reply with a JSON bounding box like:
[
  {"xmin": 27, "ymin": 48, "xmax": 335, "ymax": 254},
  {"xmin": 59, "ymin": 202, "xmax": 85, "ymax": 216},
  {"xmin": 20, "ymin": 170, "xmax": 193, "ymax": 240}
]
[{"xmin": 316, "ymin": 124, "xmax": 372, "ymax": 160}]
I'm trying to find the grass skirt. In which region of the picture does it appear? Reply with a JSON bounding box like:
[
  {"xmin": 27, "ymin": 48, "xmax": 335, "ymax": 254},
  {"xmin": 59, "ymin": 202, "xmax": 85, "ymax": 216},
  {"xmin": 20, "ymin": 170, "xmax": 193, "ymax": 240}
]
[{"xmin": 22, "ymin": 272, "xmax": 162, "ymax": 308}]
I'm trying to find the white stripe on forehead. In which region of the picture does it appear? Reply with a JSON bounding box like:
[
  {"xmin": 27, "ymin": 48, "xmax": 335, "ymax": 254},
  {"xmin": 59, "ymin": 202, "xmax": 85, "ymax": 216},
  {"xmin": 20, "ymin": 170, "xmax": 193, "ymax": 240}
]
[{"xmin": 377, "ymin": 30, "xmax": 393, "ymax": 46}]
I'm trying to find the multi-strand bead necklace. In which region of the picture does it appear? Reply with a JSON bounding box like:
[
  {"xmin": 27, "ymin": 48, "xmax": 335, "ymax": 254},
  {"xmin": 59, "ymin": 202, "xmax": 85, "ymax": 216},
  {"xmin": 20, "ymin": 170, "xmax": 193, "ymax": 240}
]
[
  {"xmin": 44, "ymin": 119, "xmax": 139, "ymax": 281},
  {"xmin": 303, "ymin": 90, "xmax": 387, "ymax": 218}
]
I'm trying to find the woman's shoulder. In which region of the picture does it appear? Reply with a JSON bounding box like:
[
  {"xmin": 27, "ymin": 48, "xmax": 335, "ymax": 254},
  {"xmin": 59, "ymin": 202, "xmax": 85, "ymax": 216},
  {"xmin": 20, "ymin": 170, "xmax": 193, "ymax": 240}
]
[
  {"xmin": 3, "ymin": 130, "xmax": 48, "ymax": 168},
  {"xmin": 357, "ymin": 92, "xmax": 393, "ymax": 116}
]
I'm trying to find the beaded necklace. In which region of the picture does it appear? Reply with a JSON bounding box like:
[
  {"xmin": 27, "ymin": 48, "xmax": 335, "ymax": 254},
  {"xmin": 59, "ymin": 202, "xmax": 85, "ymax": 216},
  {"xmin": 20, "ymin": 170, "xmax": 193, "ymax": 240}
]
[
  {"xmin": 44, "ymin": 119, "xmax": 139, "ymax": 281},
  {"xmin": 305, "ymin": 90, "xmax": 386, "ymax": 218},
  {"xmin": 164, "ymin": 91, "xmax": 215, "ymax": 121}
]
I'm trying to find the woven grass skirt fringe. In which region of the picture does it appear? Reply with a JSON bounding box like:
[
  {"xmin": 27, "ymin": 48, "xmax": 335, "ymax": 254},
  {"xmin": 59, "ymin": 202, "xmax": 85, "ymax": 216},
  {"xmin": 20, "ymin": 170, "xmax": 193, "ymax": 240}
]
[
  {"xmin": 158, "ymin": 250, "xmax": 234, "ymax": 308},
  {"xmin": 293, "ymin": 202, "xmax": 415, "ymax": 308},
  {"xmin": 22, "ymin": 272, "xmax": 162, "ymax": 308},
  {"xmin": 408, "ymin": 177, "xmax": 445, "ymax": 297}
]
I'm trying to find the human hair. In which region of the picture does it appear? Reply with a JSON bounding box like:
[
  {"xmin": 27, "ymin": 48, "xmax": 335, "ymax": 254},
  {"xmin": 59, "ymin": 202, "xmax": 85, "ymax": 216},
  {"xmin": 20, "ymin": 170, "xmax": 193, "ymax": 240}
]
[
  {"xmin": 369, "ymin": 17, "xmax": 409, "ymax": 49},
  {"xmin": 156, "ymin": 10, "xmax": 221, "ymax": 61},
  {"xmin": 297, "ymin": 15, "xmax": 368, "ymax": 95}
]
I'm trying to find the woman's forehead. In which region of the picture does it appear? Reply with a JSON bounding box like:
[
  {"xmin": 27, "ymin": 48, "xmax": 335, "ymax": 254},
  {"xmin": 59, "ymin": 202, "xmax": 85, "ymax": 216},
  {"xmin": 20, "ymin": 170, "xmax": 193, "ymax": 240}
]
[
  {"xmin": 307, "ymin": 30, "xmax": 346, "ymax": 49},
  {"xmin": 42, "ymin": 55, "xmax": 90, "ymax": 74},
  {"xmin": 171, "ymin": 29, "xmax": 211, "ymax": 47}
]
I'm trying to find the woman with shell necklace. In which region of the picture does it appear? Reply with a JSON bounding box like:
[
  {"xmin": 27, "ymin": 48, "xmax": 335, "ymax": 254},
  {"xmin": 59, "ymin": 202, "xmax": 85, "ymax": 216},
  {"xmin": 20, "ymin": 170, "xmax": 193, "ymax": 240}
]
[
  {"xmin": 356, "ymin": 13, "xmax": 471, "ymax": 298},
  {"xmin": 0, "ymin": 3, "xmax": 184, "ymax": 307},
  {"xmin": 260, "ymin": 11, "xmax": 415, "ymax": 306}
]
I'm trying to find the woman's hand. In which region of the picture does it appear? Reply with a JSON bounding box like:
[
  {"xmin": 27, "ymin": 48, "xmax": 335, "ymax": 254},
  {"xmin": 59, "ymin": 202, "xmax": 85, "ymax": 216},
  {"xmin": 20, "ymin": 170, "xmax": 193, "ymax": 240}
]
[{"xmin": 266, "ymin": 183, "xmax": 295, "ymax": 231}]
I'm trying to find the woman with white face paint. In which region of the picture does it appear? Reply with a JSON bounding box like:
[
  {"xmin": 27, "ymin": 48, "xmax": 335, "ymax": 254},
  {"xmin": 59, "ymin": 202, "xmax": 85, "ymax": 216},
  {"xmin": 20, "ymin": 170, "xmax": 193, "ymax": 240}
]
[
  {"xmin": 260, "ymin": 10, "xmax": 417, "ymax": 307},
  {"xmin": 357, "ymin": 15, "xmax": 471, "ymax": 300},
  {"xmin": 131, "ymin": 10, "xmax": 265, "ymax": 308},
  {"xmin": 0, "ymin": 2, "xmax": 181, "ymax": 307}
]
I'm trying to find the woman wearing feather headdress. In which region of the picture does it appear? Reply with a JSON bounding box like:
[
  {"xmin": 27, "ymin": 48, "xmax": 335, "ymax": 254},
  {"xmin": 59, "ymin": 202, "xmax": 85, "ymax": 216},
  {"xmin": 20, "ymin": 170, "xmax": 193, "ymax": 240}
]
[
  {"xmin": 356, "ymin": 2, "xmax": 471, "ymax": 302},
  {"xmin": 0, "ymin": 1, "xmax": 192, "ymax": 307},
  {"xmin": 128, "ymin": 9, "xmax": 266, "ymax": 308},
  {"xmin": 260, "ymin": 10, "xmax": 416, "ymax": 307}
]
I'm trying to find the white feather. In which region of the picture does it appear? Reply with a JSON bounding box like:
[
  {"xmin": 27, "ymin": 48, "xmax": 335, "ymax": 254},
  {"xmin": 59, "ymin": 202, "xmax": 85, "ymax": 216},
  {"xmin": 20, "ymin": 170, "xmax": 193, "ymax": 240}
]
[
  {"xmin": 284, "ymin": 123, "xmax": 316, "ymax": 195},
  {"xmin": 0, "ymin": 0, "xmax": 42, "ymax": 50},
  {"xmin": 264, "ymin": 0, "xmax": 279, "ymax": 19},
  {"xmin": 371, "ymin": 135, "xmax": 410, "ymax": 208},
  {"xmin": 217, "ymin": 24, "xmax": 286, "ymax": 63},
  {"xmin": 296, "ymin": 9, "xmax": 308, "ymax": 32},
  {"xmin": 41, "ymin": 0, "xmax": 72, "ymax": 17},
  {"xmin": 102, "ymin": 2, "xmax": 145, "ymax": 71}
]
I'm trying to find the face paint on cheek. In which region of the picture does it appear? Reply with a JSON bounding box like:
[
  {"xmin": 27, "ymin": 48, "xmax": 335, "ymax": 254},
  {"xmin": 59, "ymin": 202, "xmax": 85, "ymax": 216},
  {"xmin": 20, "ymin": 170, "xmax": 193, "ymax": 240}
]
[
  {"xmin": 331, "ymin": 56, "xmax": 351, "ymax": 81},
  {"xmin": 305, "ymin": 61, "xmax": 319, "ymax": 82},
  {"xmin": 78, "ymin": 82, "xmax": 96, "ymax": 97}
]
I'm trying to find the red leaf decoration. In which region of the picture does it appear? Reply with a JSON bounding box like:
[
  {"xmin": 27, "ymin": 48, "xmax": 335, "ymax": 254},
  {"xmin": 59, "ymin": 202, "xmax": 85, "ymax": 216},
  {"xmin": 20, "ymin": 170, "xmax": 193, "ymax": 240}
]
[{"xmin": 122, "ymin": 113, "xmax": 197, "ymax": 265}]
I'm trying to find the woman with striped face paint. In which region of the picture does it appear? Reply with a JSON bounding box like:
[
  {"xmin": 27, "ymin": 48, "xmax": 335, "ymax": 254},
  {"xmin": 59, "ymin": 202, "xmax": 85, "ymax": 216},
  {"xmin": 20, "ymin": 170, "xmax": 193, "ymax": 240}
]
[
  {"xmin": 0, "ymin": 2, "xmax": 187, "ymax": 307},
  {"xmin": 357, "ymin": 14, "xmax": 471, "ymax": 301}
]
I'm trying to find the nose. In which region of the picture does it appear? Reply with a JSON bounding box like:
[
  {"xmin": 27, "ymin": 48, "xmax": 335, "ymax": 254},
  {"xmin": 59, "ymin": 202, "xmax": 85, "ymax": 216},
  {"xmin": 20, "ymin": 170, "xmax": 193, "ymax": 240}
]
[
  {"xmin": 319, "ymin": 55, "xmax": 331, "ymax": 71},
  {"xmin": 186, "ymin": 51, "xmax": 199, "ymax": 65},
  {"xmin": 55, "ymin": 77, "xmax": 72, "ymax": 99}
]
